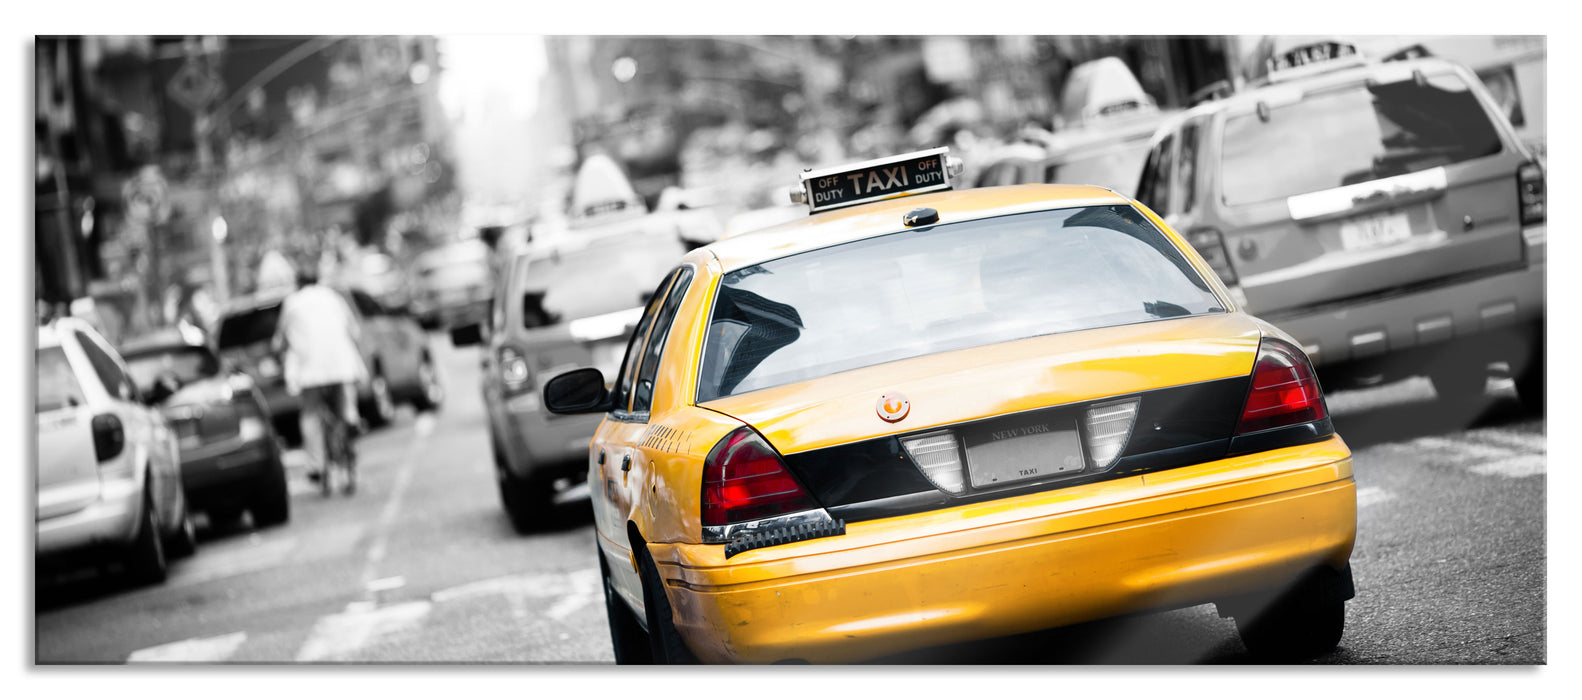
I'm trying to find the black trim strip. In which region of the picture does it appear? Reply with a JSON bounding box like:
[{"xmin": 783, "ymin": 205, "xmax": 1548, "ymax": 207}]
[{"xmin": 1227, "ymin": 417, "xmax": 1335, "ymax": 457}]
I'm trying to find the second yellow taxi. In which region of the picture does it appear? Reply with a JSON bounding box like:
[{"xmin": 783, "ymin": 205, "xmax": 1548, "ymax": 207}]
[{"xmin": 544, "ymin": 148, "xmax": 1357, "ymax": 664}]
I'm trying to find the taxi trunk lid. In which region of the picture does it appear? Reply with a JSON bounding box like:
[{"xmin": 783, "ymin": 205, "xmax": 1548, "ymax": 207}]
[{"xmin": 700, "ymin": 314, "xmax": 1264, "ymax": 458}]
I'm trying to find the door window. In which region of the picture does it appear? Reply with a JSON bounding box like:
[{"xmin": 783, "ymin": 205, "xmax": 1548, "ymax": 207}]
[
  {"xmin": 609, "ymin": 270, "xmax": 679, "ymax": 416},
  {"xmin": 1177, "ymin": 120, "xmax": 1201, "ymax": 214},
  {"xmin": 631, "ymin": 266, "xmax": 695, "ymax": 414},
  {"xmin": 74, "ymin": 331, "xmax": 136, "ymax": 402},
  {"xmin": 1135, "ymin": 133, "xmax": 1175, "ymax": 214}
]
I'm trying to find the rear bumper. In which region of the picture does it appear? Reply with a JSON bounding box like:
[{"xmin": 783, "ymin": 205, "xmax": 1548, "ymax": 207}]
[
  {"xmin": 650, "ymin": 436, "xmax": 1357, "ymax": 664},
  {"xmin": 1266, "ymin": 224, "xmax": 1545, "ymax": 367},
  {"xmin": 36, "ymin": 475, "xmax": 143, "ymax": 560},
  {"xmin": 493, "ymin": 396, "xmax": 603, "ymax": 481},
  {"xmin": 180, "ymin": 438, "xmax": 279, "ymax": 508},
  {"xmin": 431, "ymin": 299, "xmax": 490, "ymax": 329}
]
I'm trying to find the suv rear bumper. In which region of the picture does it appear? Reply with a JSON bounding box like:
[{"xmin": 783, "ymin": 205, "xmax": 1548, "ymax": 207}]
[
  {"xmin": 492, "ymin": 396, "xmax": 603, "ymax": 480},
  {"xmin": 651, "ymin": 436, "xmax": 1357, "ymax": 664},
  {"xmin": 1263, "ymin": 224, "xmax": 1545, "ymax": 367}
]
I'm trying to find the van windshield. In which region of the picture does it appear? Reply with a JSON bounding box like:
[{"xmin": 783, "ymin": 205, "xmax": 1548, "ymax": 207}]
[
  {"xmin": 697, "ymin": 205, "xmax": 1225, "ymax": 402},
  {"xmin": 1220, "ymin": 70, "xmax": 1502, "ymax": 206},
  {"xmin": 517, "ymin": 229, "xmax": 685, "ymax": 329}
]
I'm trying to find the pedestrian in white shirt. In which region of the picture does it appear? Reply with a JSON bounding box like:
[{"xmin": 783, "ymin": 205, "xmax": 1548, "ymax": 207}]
[{"xmin": 272, "ymin": 267, "xmax": 367, "ymax": 488}]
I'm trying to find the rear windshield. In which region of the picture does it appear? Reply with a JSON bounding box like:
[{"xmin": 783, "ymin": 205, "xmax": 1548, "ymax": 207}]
[
  {"xmin": 1220, "ymin": 70, "xmax": 1502, "ymax": 206},
  {"xmin": 697, "ymin": 205, "xmax": 1225, "ymax": 401},
  {"xmin": 216, "ymin": 305, "xmax": 281, "ymax": 349},
  {"xmin": 517, "ymin": 230, "xmax": 685, "ymax": 329},
  {"xmin": 124, "ymin": 346, "xmax": 219, "ymax": 393},
  {"xmin": 37, "ymin": 346, "xmax": 84, "ymax": 413}
]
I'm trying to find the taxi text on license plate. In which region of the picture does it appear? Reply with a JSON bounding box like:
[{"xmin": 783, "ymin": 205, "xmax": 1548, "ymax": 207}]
[
  {"xmin": 962, "ymin": 420, "xmax": 1085, "ymax": 489},
  {"xmin": 1339, "ymin": 210, "xmax": 1412, "ymax": 251}
]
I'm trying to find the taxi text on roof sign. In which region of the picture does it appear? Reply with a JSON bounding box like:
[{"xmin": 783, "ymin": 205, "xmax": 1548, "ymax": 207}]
[{"xmin": 791, "ymin": 147, "xmax": 961, "ymax": 214}]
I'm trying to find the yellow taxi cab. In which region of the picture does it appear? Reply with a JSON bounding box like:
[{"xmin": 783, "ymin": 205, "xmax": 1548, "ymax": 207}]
[{"xmin": 543, "ymin": 148, "xmax": 1357, "ymax": 664}]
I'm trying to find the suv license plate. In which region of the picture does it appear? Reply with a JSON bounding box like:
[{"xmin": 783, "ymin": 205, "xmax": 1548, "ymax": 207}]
[
  {"xmin": 963, "ymin": 420, "xmax": 1086, "ymax": 489},
  {"xmin": 1339, "ymin": 211, "xmax": 1412, "ymax": 251}
]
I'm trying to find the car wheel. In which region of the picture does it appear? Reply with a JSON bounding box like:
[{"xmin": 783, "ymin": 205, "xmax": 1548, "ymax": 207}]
[
  {"xmin": 1514, "ymin": 326, "xmax": 1545, "ymax": 414},
  {"xmin": 1233, "ymin": 572, "xmax": 1346, "ymax": 662},
  {"xmin": 496, "ymin": 464, "xmax": 553, "ymax": 534},
  {"xmin": 412, "ymin": 355, "xmax": 444, "ymax": 412},
  {"xmin": 165, "ymin": 509, "xmax": 198, "ymax": 559},
  {"xmin": 251, "ymin": 458, "xmax": 291, "ymax": 527},
  {"xmin": 122, "ymin": 492, "xmax": 169, "ymax": 587},
  {"xmin": 1427, "ymin": 355, "xmax": 1489, "ymax": 407},
  {"xmin": 600, "ymin": 553, "xmax": 654, "ymax": 664},
  {"xmin": 207, "ymin": 506, "xmax": 245, "ymax": 528},
  {"xmin": 362, "ymin": 373, "xmax": 395, "ymax": 429},
  {"xmin": 636, "ymin": 543, "xmax": 698, "ymax": 664}
]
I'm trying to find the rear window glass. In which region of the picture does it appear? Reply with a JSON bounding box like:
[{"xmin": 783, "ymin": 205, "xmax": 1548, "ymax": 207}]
[
  {"xmin": 1220, "ymin": 71, "xmax": 1503, "ymax": 206},
  {"xmin": 124, "ymin": 347, "xmax": 219, "ymax": 393},
  {"xmin": 217, "ymin": 305, "xmax": 281, "ymax": 349},
  {"xmin": 37, "ymin": 347, "xmax": 84, "ymax": 413},
  {"xmin": 518, "ymin": 230, "xmax": 685, "ymax": 329},
  {"xmin": 697, "ymin": 205, "xmax": 1225, "ymax": 401}
]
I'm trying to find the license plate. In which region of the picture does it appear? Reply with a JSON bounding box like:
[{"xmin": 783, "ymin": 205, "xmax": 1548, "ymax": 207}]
[
  {"xmin": 962, "ymin": 420, "xmax": 1086, "ymax": 489},
  {"xmin": 1339, "ymin": 210, "xmax": 1412, "ymax": 251}
]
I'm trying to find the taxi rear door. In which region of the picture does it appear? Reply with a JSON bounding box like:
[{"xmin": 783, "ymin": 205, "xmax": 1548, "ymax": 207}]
[{"xmin": 592, "ymin": 267, "xmax": 688, "ymax": 615}]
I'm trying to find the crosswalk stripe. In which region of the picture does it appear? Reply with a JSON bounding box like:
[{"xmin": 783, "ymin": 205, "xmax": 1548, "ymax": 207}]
[
  {"xmin": 127, "ymin": 632, "xmax": 247, "ymax": 663},
  {"xmin": 1465, "ymin": 430, "xmax": 1546, "ymax": 454},
  {"xmin": 1356, "ymin": 486, "xmax": 1395, "ymax": 508},
  {"xmin": 1412, "ymin": 436, "xmax": 1517, "ymax": 462},
  {"xmin": 1468, "ymin": 454, "xmax": 1546, "ymax": 479},
  {"xmin": 294, "ymin": 600, "xmax": 432, "ymax": 662}
]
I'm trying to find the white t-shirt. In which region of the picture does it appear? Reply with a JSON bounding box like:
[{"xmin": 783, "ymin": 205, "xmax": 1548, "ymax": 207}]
[{"xmin": 276, "ymin": 285, "xmax": 368, "ymax": 392}]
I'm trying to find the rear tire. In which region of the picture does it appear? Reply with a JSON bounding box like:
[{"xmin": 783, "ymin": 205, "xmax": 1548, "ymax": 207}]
[
  {"xmin": 1428, "ymin": 354, "xmax": 1489, "ymax": 407},
  {"xmin": 494, "ymin": 437, "xmax": 553, "ymax": 533},
  {"xmin": 251, "ymin": 458, "xmax": 291, "ymax": 527},
  {"xmin": 1514, "ymin": 326, "xmax": 1545, "ymax": 414},
  {"xmin": 362, "ymin": 374, "xmax": 395, "ymax": 429},
  {"xmin": 164, "ymin": 509, "xmax": 197, "ymax": 560},
  {"xmin": 1232, "ymin": 571, "xmax": 1346, "ymax": 662},
  {"xmin": 122, "ymin": 494, "xmax": 168, "ymax": 587},
  {"xmin": 637, "ymin": 544, "xmax": 699, "ymax": 664},
  {"xmin": 412, "ymin": 355, "xmax": 444, "ymax": 412},
  {"xmin": 600, "ymin": 553, "xmax": 653, "ymax": 664}
]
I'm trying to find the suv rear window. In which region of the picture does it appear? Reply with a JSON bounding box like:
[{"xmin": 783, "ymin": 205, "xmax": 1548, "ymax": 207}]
[
  {"xmin": 517, "ymin": 230, "xmax": 685, "ymax": 329},
  {"xmin": 697, "ymin": 205, "xmax": 1226, "ymax": 401},
  {"xmin": 217, "ymin": 305, "xmax": 281, "ymax": 348},
  {"xmin": 37, "ymin": 347, "xmax": 84, "ymax": 413},
  {"xmin": 1220, "ymin": 70, "xmax": 1503, "ymax": 206}
]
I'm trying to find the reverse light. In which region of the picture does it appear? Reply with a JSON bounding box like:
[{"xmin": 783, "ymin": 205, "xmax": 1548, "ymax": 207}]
[
  {"xmin": 702, "ymin": 427, "xmax": 819, "ymax": 527},
  {"xmin": 1083, "ymin": 398, "xmax": 1140, "ymax": 470},
  {"xmin": 899, "ymin": 431, "xmax": 967, "ymax": 494},
  {"xmin": 1236, "ymin": 338, "xmax": 1328, "ymax": 434},
  {"xmin": 1518, "ymin": 162, "xmax": 1545, "ymax": 226},
  {"xmin": 499, "ymin": 346, "xmax": 531, "ymax": 395},
  {"xmin": 1187, "ymin": 228, "xmax": 1239, "ymax": 286}
]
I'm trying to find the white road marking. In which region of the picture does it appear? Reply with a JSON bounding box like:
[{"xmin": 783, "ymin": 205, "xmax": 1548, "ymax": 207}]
[
  {"xmin": 1466, "ymin": 429, "xmax": 1546, "ymax": 454},
  {"xmin": 413, "ymin": 413, "xmax": 436, "ymax": 437},
  {"xmin": 294, "ymin": 600, "xmax": 432, "ymax": 662},
  {"xmin": 546, "ymin": 569, "xmax": 601, "ymax": 621},
  {"xmin": 1413, "ymin": 436, "xmax": 1517, "ymax": 464},
  {"xmin": 430, "ymin": 568, "xmax": 601, "ymax": 624},
  {"xmin": 1356, "ymin": 486, "xmax": 1396, "ymax": 509},
  {"xmin": 1468, "ymin": 454, "xmax": 1547, "ymax": 479},
  {"xmin": 366, "ymin": 576, "xmax": 406, "ymax": 593},
  {"xmin": 127, "ymin": 632, "xmax": 247, "ymax": 663}
]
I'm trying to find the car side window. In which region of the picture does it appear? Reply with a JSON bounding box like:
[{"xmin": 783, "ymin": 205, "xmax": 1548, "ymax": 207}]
[
  {"xmin": 610, "ymin": 271, "xmax": 679, "ymax": 416},
  {"xmin": 350, "ymin": 290, "xmax": 383, "ymax": 317},
  {"xmin": 74, "ymin": 330, "xmax": 136, "ymax": 402},
  {"xmin": 1177, "ymin": 120, "xmax": 1200, "ymax": 215},
  {"xmin": 1136, "ymin": 133, "xmax": 1175, "ymax": 214},
  {"xmin": 631, "ymin": 265, "xmax": 695, "ymax": 415}
]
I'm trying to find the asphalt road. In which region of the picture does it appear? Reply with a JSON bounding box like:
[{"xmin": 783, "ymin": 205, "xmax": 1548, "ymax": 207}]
[{"xmin": 33, "ymin": 337, "xmax": 1546, "ymax": 665}]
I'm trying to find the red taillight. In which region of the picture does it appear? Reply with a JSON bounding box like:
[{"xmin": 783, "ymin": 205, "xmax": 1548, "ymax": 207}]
[
  {"xmin": 1236, "ymin": 338, "xmax": 1328, "ymax": 435},
  {"xmin": 701, "ymin": 427, "xmax": 818, "ymax": 527},
  {"xmin": 92, "ymin": 413, "xmax": 126, "ymax": 463},
  {"xmin": 1187, "ymin": 228, "xmax": 1239, "ymax": 286},
  {"xmin": 1518, "ymin": 162, "xmax": 1545, "ymax": 226}
]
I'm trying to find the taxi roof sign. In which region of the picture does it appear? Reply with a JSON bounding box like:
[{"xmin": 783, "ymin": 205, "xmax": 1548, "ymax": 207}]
[
  {"xmin": 1256, "ymin": 39, "xmax": 1367, "ymax": 85},
  {"xmin": 790, "ymin": 148, "xmax": 962, "ymax": 214}
]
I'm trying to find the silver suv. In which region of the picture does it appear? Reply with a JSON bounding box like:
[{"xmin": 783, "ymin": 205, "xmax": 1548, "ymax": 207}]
[
  {"xmin": 1134, "ymin": 42, "xmax": 1545, "ymax": 409},
  {"xmin": 36, "ymin": 318, "xmax": 196, "ymax": 586}
]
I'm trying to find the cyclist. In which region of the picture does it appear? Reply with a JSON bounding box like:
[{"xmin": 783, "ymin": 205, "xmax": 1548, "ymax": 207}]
[{"xmin": 272, "ymin": 265, "xmax": 367, "ymax": 495}]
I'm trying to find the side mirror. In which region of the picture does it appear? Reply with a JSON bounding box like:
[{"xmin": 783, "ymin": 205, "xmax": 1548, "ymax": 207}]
[{"xmin": 542, "ymin": 368, "xmax": 614, "ymax": 415}]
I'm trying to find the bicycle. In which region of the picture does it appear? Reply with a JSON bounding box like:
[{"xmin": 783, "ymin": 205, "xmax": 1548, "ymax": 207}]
[{"xmin": 304, "ymin": 383, "xmax": 357, "ymax": 497}]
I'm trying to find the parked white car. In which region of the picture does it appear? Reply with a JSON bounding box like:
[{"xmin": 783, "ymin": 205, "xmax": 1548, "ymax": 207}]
[{"xmin": 36, "ymin": 317, "xmax": 195, "ymax": 586}]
